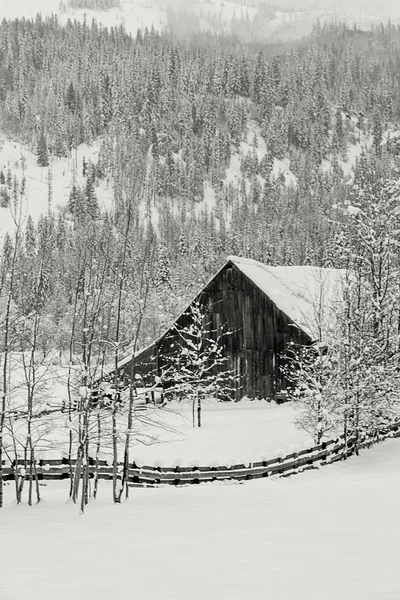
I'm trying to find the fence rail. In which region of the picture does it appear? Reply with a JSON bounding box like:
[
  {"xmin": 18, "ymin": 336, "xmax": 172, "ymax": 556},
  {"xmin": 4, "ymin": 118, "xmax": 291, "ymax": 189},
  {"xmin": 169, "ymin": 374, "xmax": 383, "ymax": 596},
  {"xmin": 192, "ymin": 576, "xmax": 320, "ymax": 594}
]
[{"xmin": 2, "ymin": 421, "xmax": 400, "ymax": 487}]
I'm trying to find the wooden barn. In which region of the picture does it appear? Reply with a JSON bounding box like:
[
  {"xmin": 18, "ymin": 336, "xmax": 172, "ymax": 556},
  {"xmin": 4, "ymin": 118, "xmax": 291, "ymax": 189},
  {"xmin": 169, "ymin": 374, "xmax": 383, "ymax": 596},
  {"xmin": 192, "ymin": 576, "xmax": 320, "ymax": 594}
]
[{"xmin": 116, "ymin": 256, "xmax": 344, "ymax": 400}]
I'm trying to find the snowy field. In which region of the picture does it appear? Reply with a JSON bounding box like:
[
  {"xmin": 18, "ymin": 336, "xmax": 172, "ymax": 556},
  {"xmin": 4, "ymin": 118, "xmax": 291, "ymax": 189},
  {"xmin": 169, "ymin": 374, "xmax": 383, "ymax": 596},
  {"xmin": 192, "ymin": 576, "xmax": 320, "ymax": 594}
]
[
  {"xmin": 130, "ymin": 399, "xmax": 313, "ymax": 467},
  {"xmin": 1, "ymin": 437, "xmax": 399, "ymax": 600}
]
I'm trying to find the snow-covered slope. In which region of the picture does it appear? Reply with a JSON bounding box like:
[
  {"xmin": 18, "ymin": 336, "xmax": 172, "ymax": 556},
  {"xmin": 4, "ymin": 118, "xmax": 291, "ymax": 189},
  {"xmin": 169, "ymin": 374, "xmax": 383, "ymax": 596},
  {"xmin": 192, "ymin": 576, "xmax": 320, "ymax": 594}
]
[
  {"xmin": 0, "ymin": 135, "xmax": 113, "ymax": 242},
  {"xmin": 1, "ymin": 436, "xmax": 399, "ymax": 600}
]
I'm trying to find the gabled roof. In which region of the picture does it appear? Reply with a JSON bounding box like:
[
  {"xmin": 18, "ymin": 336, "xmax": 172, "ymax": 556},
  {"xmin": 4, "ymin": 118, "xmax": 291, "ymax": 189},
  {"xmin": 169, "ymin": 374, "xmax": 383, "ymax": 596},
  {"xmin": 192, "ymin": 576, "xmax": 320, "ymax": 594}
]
[{"xmin": 227, "ymin": 256, "xmax": 346, "ymax": 341}]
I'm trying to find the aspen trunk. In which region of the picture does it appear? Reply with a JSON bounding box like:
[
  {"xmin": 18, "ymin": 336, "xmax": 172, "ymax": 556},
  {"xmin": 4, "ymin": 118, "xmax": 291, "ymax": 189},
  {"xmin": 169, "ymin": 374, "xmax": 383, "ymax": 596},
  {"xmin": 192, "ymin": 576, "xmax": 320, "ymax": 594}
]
[
  {"xmin": 197, "ymin": 393, "xmax": 201, "ymax": 428},
  {"xmin": 112, "ymin": 408, "xmax": 119, "ymax": 503},
  {"xmin": 72, "ymin": 446, "xmax": 83, "ymax": 504},
  {"xmin": 343, "ymin": 409, "xmax": 349, "ymax": 457},
  {"xmin": 93, "ymin": 414, "xmax": 101, "ymax": 500},
  {"xmin": 118, "ymin": 383, "xmax": 134, "ymax": 502},
  {"xmin": 33, "ymin": 457, "xmax": 40, "ymax": 504},
  {"xmin": 10, "ymin": 421, "xmax": 23, "ymax": 503},
  {"xmin": 80, "ymin": 450, "xmax": 88, "ymax": 515},
  {"xmin": 0, "ymin": 228, "xmax": 19, "ymax": 508}
]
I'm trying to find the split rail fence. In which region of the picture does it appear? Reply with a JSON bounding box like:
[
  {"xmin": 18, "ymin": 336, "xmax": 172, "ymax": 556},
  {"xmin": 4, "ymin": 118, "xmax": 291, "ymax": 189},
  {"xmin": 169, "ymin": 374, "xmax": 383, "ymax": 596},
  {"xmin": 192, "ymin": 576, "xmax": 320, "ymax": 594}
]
[{"xmin": 2, "ymin": 421, "xmax": 400, "ymax": 488}]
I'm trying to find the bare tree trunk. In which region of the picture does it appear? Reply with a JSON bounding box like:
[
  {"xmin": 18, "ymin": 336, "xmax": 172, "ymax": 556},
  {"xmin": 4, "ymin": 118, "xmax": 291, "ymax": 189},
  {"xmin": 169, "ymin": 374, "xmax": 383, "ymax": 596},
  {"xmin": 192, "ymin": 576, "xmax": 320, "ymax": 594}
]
[
  {"xmin": 354, "ymin": 400, "xmax": 360, "ymax": 456},
  {"xmin": 67, "ymin": 288, "xmax": 80, "ymax": 497},
  {"xmin": 80, "ymin": 458, "xmax": 87, "ymax": 514},
  {"xmin": 72, "ymin": 444, "xmax": 83, "ymax": 504},
  {"xmin": 118, "ymin": 237, "xmax": 155, "ymax": 502},
  {"xmin": 28, "ymin": 443, "xmax": 40, "ymax": 505},
  {"xmin": 112, "ymin": 207, "xmax": 132, "ymax": 503},
  {"xmin": 33, "ymin": 456, "xmax": 40, "ymax": 504},
  {"xmin": 118, "ymin": 384, "xmax": 133, "ymax": 502},
  {"xmin": 197, "ymin": 392, "xmax": 201, "ymax": 428},
  {"xmin": 9, "ymin": 417, "xmax": 23, "ymax": 503},
  {"xmin": 28, "ymin": 443, "xmax": 34, "ymax": 507},
  {"xmin": 343, "ymin": 409, "xmax": 349, "ymax": 456},
  {"xmin": 80, "ymin": 446, "xmax": 88, "ymax": 515},
  {"xmin": 93, "ymin": 414, "xmax": 101, "ymax": 500},
  {"xmin": 84, "ymin": 419, "xmax": 90, "ymax": 505},
  {"xmin": 0, "ymin": 229, "xmax": 19, "ymax": 508},
  {"xmin": 112, "ymin": 407, "xmax": 119, "ymax": 503},
  {"xmin": 79, "ymin": 409, "xmax": 90, "ymax": 513}
]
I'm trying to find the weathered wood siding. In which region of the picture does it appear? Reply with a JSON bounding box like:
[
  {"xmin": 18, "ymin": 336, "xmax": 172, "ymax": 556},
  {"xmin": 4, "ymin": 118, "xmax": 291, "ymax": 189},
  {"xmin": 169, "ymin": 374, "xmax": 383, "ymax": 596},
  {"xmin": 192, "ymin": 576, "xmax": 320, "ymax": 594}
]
[{"xmin": 131, "ymin": 261, "xmax": 312, "ymax": 400}]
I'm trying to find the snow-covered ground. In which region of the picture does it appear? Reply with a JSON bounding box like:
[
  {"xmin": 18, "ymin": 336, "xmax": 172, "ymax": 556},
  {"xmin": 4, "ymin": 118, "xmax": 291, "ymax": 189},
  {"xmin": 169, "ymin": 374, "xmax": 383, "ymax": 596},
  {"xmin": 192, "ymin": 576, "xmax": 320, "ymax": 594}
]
[
  {"xmin": 130, "ymin": 399, "xmax": 313, "ymax": 467},
  {"xmin": 1, "ymin": 437, "xmax": 399, "ymax": 600}
]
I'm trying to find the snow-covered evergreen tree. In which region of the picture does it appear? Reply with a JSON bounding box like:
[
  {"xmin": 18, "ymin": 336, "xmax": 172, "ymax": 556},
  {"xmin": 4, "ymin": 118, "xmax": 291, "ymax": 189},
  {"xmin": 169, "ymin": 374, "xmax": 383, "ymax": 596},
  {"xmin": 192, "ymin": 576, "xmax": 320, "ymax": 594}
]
[{"xmin": 36, "ymin": 131, "xmax": 49, "ymax": 167}]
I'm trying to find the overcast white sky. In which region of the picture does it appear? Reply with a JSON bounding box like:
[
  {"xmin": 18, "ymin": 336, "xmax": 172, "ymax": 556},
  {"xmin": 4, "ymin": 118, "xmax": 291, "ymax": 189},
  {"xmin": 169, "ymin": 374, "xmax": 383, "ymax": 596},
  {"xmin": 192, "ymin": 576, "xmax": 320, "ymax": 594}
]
[{"xmin": 2, "ymin": 0, "xmax": 400, "ymax": 25}]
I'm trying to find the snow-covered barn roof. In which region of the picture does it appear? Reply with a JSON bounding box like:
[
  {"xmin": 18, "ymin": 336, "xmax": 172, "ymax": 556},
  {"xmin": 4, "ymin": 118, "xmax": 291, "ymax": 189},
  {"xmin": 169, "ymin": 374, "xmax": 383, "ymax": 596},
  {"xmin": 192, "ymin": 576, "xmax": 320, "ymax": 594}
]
[{"xmin": 227, "ymin": 256, "xmax": 346, "ymax": 341}]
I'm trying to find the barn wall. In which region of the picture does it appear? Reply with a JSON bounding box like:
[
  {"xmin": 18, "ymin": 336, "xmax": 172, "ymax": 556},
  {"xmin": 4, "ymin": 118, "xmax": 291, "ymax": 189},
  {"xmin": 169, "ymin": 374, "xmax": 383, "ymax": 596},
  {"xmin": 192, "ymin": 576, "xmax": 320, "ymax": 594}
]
[
  {"xmin": 154, "ymin": 262, "xmax": 311, "ymax": 400},
  {"xmin": 123, "ymin": 343, "xmax": 157, "ymax": 384}
]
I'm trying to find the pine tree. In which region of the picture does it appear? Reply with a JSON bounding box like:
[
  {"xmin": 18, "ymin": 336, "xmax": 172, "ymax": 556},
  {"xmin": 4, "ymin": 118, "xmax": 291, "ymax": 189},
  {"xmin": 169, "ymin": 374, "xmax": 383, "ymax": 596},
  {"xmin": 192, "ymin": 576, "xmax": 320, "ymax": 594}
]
[
  {"xmin": 68, "ymin": 184, "xmax": 83, "ymax": 216},
  {"xmin": 66, "ymin": 81, "xmax": 77, "ymax": 113},
  {"xmin": 0, "ymin": 188, "xmax": 9, "ymax": 208},
  {"xmin": 25, "ymin": 216, "xmax": 37, "ymax": 257},
  {"xmin": 84, "ymin": 171, "xmax": 99, "ymax": 219},
  {"xmin": 37, "ymin": 132, "xmax": 49, "ymax": 167},
  {"xmin": 2, "ymin": 232, "xmax": 14, "ymax": 270},
  {"xmin": 156, "ymin": 242, "xmax": 171, "ymax": 288}
]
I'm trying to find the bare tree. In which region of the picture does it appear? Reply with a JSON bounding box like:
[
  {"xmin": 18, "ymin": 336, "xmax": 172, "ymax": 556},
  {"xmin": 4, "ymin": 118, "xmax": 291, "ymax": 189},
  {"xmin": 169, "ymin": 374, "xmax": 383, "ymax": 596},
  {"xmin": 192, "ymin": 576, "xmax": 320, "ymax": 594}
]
[{"xmin": 0, "ymin": 206, "xmax": 23, "ymax": 507}]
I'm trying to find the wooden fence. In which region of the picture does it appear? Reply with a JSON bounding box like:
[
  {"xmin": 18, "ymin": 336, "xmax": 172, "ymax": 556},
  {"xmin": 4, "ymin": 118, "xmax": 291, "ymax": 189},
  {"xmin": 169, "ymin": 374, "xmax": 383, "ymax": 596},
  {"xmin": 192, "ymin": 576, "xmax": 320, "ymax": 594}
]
[{"xmin": 2, "ymin": 421, "xmax": 400, "ymax": 488}]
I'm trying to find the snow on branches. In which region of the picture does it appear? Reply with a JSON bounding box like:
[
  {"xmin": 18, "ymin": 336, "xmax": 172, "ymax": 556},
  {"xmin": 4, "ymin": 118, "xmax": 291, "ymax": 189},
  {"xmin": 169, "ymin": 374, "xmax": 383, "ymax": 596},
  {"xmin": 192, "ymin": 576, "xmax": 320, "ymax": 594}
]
[{"xmin": 160, "ymin": 300, "xmax": 237, "ymax": 427}]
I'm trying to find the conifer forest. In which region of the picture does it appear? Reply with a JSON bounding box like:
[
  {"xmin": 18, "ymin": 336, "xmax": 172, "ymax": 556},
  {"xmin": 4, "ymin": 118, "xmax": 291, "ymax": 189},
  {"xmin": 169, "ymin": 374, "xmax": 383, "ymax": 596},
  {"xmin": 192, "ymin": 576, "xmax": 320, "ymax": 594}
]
[{"xmin": 2, "ymin": 16, "xmax": 400, "ymax": 348}]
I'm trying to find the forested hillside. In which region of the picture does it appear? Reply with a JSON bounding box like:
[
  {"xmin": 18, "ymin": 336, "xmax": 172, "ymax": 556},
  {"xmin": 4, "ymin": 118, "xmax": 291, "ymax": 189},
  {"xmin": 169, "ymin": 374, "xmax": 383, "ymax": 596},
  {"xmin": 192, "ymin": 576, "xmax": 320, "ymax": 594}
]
[{"xmin": 2, "ymin": 16, "xmax": 400, "ymax": 354}]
